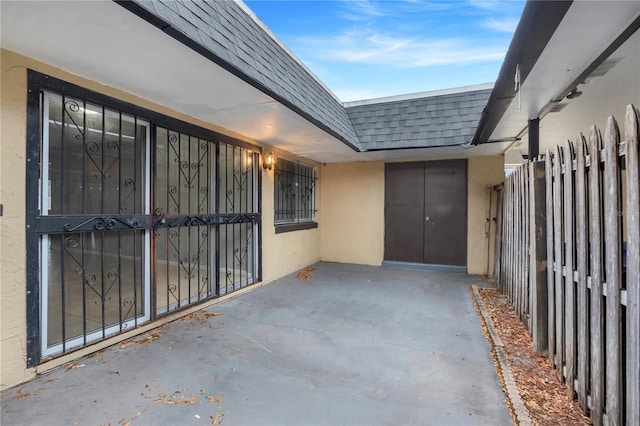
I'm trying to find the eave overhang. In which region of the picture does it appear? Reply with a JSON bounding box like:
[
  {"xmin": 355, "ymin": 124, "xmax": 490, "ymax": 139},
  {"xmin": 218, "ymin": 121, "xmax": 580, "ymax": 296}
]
[{"xmin": 471, "ymin": 0, "xmax": 573, "ymax": 145}]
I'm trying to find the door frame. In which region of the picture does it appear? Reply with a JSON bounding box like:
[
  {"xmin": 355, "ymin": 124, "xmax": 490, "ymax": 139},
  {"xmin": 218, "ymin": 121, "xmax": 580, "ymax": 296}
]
[{"xmin": 383, "ymin": 160, "xmax": 468, "ymax": 272}]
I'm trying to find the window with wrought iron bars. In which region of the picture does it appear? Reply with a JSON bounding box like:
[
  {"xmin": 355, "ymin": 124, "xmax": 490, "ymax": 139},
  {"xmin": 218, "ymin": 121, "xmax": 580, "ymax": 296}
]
[{"xmin": 274, "ymin": 159, "xmax": 318, "ymax": 233}]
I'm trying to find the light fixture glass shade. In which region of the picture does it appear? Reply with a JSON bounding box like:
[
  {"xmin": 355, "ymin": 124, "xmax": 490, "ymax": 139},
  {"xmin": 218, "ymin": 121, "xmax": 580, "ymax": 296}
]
[{"xmin": 263, "ymin": 152, "xmax": 275, "ymax": 170}]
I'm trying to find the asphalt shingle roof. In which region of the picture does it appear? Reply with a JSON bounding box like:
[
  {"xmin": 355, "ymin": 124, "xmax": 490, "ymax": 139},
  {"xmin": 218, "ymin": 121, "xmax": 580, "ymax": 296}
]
[
  {"xmin": 126, "ymin": 0, "xmax": 492, "ymax": 152},
  {"xmin": 131, "ymin": 0, "xmax": 361, "ymax": 150},
  {"xmin": 345, "ymin": 89, "xmax": 492, "ymax": 150}
]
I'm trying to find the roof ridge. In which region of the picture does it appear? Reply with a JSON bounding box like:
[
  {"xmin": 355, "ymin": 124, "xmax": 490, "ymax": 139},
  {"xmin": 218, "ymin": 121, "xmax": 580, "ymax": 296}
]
[
  {"xmin": 343, "ymin": 83, "xmax": 494, "ymax": 108},
  {"xmin": 234, "ymin": 0, "xmax": 344, "ymax": 105}
]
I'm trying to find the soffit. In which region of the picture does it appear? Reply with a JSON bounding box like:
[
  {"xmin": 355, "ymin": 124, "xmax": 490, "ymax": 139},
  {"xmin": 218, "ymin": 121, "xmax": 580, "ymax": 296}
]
[
  {"xmin": 488, "ymin": 1, "xmax": 640, "ymax": 144},
  {"xmin": 0, "ymin": 0, "xmax": 359, "ymax": 163},
  {"xmin": 1, "ymin": 1, "xmax": 509, "ymax": 164}
]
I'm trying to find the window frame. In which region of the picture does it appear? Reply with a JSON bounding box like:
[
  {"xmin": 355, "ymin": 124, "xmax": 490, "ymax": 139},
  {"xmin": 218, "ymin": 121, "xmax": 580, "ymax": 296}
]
[{"xmin": 273, "ymin": 158, "xmax": 318, "ymax": 234}]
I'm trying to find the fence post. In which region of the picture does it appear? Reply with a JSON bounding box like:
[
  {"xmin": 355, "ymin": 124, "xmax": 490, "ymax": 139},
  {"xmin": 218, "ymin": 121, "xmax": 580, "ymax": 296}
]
[
  {"xmin": 588, "ymin": 125, "xmax": 604, "ymax": 425},
  {"xmin": 529, "ymin": 160, "xmax": 548, "ymax": 355},
  {"xmin": 545, "ymin": 151, "xmax": 555, "ymax": 365},
  {"xmin": 604, "ymin": 116, "xmax": 622, "ymax": 424},
  {"xmin": 564, "ymin": 140, "xmax": 576, "ymax": 399},
  {"xmin": 575, "ymin": 134, "xmax": 589, "ymax": 412},
  {"xmin": 625, "ymin": 104, "xmax": 640, "ymax": 426},
  {"xmin": 553, "ymin": 145, "xmax": 564, "ymax": 380},
  {"xmin": 493, "ymin": 184, "xmax": 504, "ymax": 287}
]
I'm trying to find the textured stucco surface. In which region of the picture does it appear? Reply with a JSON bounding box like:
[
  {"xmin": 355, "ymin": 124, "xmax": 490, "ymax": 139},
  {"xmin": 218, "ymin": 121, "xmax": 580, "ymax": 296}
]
[
  {"xmin": 467, "ymin": 155, "xmax": 505, "ymax": 275},
  {"xmin": 1, "ymin": 49, "xmax": 31, "ymax": 390},
  {"xmin": 320, "ymin": 162, "xmax": 385, "ymax": 266},
  {"xmin": 320, "ymin": 157, "xmax": 504, "ymax": 274},
  {"xmin": 261, "ymin": 153, "xmax": 322, "ymax": 282}
]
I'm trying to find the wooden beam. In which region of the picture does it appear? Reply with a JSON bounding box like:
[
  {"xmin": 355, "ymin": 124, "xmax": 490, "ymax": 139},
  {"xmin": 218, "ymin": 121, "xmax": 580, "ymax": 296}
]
[{"xmin": 530, "ymin": 160, "xmax": 548, "ymax": 355}]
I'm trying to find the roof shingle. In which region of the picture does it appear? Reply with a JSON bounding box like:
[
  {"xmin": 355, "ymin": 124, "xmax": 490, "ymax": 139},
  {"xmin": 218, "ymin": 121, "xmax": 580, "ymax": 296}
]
[
  {"xmin": 345, "ymin": 89, "xmax": 492, "ymax": 150},
  {"xmin": 127, "ymin": 0, "xmax": 492, "ymax": 152}
]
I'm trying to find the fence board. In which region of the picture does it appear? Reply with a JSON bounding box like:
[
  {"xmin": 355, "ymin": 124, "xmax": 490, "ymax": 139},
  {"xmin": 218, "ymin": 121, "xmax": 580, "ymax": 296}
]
[
  {"xmin": 604, "ymin": 116, "xmax": 622, "ymax": 425},
  {"xmin": 564, "ymin": 140, "xmax": 576, "ymax": 397},
  {"xmin": 554, "ymin": 144, "xmax": 565, "ymax": 380},
  {"xmin": 625, "ymin": 104, "xmax": 640, "ymax": 426},
  {"xmin": 520, "ymin": 163, "xmax": 532, "ymax": 326},
  {"xmin": 493, "ymin": 185, "xmax": 504, "ymax": 289},
  {"xmin": 589, "ymin": 125, "xmax": 605, "ymax": 426},
  {"xmin": 516, "ymin": 169, "xmax": 521, "ymax": 314},
  {"xmin": 546, "ymin": 151, "xmax": 556, "ymax": 363},
  {"xmin": 494, "ymin": 104, "xmax": 639, "ymax": 426},
  {"xmin": 575, "ymin": 134, "xmax": 589, "ymax": 412},
  {"xmin": 519, "ymin": 167, "xmax": 525, "ymax": 318}
]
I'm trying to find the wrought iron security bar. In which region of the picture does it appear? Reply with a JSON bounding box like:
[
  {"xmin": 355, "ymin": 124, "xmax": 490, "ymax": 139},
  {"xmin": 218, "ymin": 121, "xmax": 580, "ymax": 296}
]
[
  {"xmin": 26, "ymin": 71, "xmax": 262, "ymax": 366},
  {"xmin": 274, "ymin": 159, "xmax": 317, "ymax": 224},
  {"xmin": 37, "ymin": 91, "xmax": 151, "ymax": 357}
]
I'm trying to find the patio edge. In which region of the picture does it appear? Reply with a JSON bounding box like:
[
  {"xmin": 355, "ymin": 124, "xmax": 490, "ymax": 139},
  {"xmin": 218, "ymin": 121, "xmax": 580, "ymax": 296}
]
[{"xmin": 471, "ymin": 284, "xmax": 532, "ymax": 426}]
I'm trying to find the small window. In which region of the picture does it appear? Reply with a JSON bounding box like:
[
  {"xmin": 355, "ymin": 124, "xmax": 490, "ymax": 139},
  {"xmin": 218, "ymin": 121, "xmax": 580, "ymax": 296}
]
[{"xmin": 274, "ymin": 159, "xmax": 317, "ymax": 233}]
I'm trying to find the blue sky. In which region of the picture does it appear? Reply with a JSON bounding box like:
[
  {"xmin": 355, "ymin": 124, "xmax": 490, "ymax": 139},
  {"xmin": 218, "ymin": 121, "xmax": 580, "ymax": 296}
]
[{"xmin": 244, "ymin": 0, "xmax": 526, "ymax": 102}]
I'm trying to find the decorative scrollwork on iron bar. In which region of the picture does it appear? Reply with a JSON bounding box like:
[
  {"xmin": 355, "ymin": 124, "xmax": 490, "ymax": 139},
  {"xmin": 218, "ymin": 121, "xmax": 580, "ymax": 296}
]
[
  {"xmin": 119, "ymin": 177, "xmax": 137, "ymax": 212},
  {"xmin": 83, "ymin": 138, "xmax": 121, "ymax": 180},
  {"xmin": 63, "ymin": 100, "xmax": 84, "ymax": 141},
  {"xmin": 62, "ymin": 235, "xmax": 84, "ymax": 275},
  {"xmin": 81, "ymin": 268, "xmax": 120, "ymax": 305},
  {"xmin": 63, "ymin": 216, "xmax": 139, "ymax": 232},
  {"xmin": 64, "ymin": 235, "xmax": 80, "ymax": 249}
]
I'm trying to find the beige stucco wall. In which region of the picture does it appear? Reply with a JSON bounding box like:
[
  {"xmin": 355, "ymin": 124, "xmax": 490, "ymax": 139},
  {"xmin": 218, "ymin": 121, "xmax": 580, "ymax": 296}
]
[
  {"xmin": 261, "ymin": 154, "xmax": 321, "ymax": 282},
  {"xmin": 320, "ymin": 157, "xmax": 504, "ymax": 275},
  {"xmin": 467, "ymin": 156, "xmax": 504, "ymax": 275},
  {"xmin": 0, "ymin": 49, "xmax": 321, "ymax": 390},
  {"xmin": 320, "ymin": 162, "xmax": 385, "ymax": 265},
  {"xmin": 1, "ymin": 49, "xmax": 32, "ymax": 390}
]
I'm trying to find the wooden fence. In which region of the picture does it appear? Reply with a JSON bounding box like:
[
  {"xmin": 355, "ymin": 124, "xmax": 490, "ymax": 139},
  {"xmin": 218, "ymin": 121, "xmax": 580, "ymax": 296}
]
[{"xmin": 494, "ymin": 104, "xmax": 639, "ymax": 426}]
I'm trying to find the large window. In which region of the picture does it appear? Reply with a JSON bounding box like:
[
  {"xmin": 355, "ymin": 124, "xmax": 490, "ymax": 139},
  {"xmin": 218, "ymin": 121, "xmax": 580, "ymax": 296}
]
[{"xmin": 274, "ymin": 159, "xmax": 317, "ymax": 233}]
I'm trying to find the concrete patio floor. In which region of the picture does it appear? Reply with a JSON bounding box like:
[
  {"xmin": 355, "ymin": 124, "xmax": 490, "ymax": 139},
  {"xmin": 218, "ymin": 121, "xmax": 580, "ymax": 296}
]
[{"xmin": 1, "ymin": 262, "xmax": 511, "ymax": 425}]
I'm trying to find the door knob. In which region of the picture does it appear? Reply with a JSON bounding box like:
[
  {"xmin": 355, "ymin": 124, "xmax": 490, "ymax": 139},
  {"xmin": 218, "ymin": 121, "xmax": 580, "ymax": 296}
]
[{"xmin": 425, "ymin": 216, "xmax": 430, "ymax": 221}]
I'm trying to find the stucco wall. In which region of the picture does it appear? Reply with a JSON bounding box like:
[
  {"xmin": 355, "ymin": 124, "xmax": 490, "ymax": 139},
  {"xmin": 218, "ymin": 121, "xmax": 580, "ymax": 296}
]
[
  {"xmin": 320, "ymin": 157, "xmax": 504, "ymax": 274},
  {"xmin": 320, "ymin": 162, "xmax": 385, "ymax": 265},
  {"xmin": 0, "ymin": 49, "xmax": 321, "ymax": 390},
  {"xmin": 261, "ymin": 155, "xmax": 321, "ymax": 282},
  {"xmin": 467, "ymin": 156, "xmax": 504, "ymax": 275},
  {"xmin": 1, "ymin": 49, "xmax": 31, "ymax": 390}
]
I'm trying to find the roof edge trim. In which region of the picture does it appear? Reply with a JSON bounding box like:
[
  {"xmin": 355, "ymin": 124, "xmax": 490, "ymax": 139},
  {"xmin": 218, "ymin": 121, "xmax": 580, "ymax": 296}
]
[
  {"xmin": 234, "ymin": 0, "xmax": 343, "ymax": 104},
  {"xmin": 343, "ymin": 83, "xmax": 494, "ymax": 108},
  {"xmin": 112, "ymin": 0, "xmax": 361, "ymax": 152},
  {"xmin": 471, "ymin": 0, "xmax": 573, "ymax": 145}
]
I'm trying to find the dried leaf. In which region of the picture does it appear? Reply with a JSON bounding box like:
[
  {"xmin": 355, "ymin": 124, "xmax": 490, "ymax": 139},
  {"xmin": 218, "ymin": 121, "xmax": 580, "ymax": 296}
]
[
  {"xmin": 476, "ymin": 288, "xmax": 591, "ymax": 425},
  {"xmin": 296, "ymin": 267, "xmax": 316, "ymax": 280},
  {"xmin": 11, "ymin": 390, "xmax": 30, "ymax": 400}
]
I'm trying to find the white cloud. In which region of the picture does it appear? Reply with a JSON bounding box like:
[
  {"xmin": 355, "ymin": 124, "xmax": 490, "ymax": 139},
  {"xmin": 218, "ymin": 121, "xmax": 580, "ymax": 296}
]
[
  {"xmin": 482, "ymin": 17, "xmax": 519, "ymax": 33},
  {"xmin": 337, "ymin": 0, "xmax": 387, "ymax": 21},
  {"xmin": 293, "ymin": 30, "xmax": 506, "ymax": 68},
  {"xmin": 468, "ymin": 0, "xmax": 502, "ymax": 11}
]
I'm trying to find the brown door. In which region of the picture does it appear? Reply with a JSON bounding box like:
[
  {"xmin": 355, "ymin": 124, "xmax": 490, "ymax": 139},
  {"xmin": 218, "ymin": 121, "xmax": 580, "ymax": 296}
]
[{"xmin": 385, "ymin": 160, "xmax": 467, "ymax": 266}]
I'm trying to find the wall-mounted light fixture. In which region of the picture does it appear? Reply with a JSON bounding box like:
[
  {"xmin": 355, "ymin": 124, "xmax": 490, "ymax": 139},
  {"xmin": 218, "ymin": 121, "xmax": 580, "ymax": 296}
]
[
  {"xmin": 263, "ymin": 152, "xmax": 275, "ymax": 170},
  {"xmin": 566, "ymin": 89, "xmax": 583, "ymax": 100}
]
